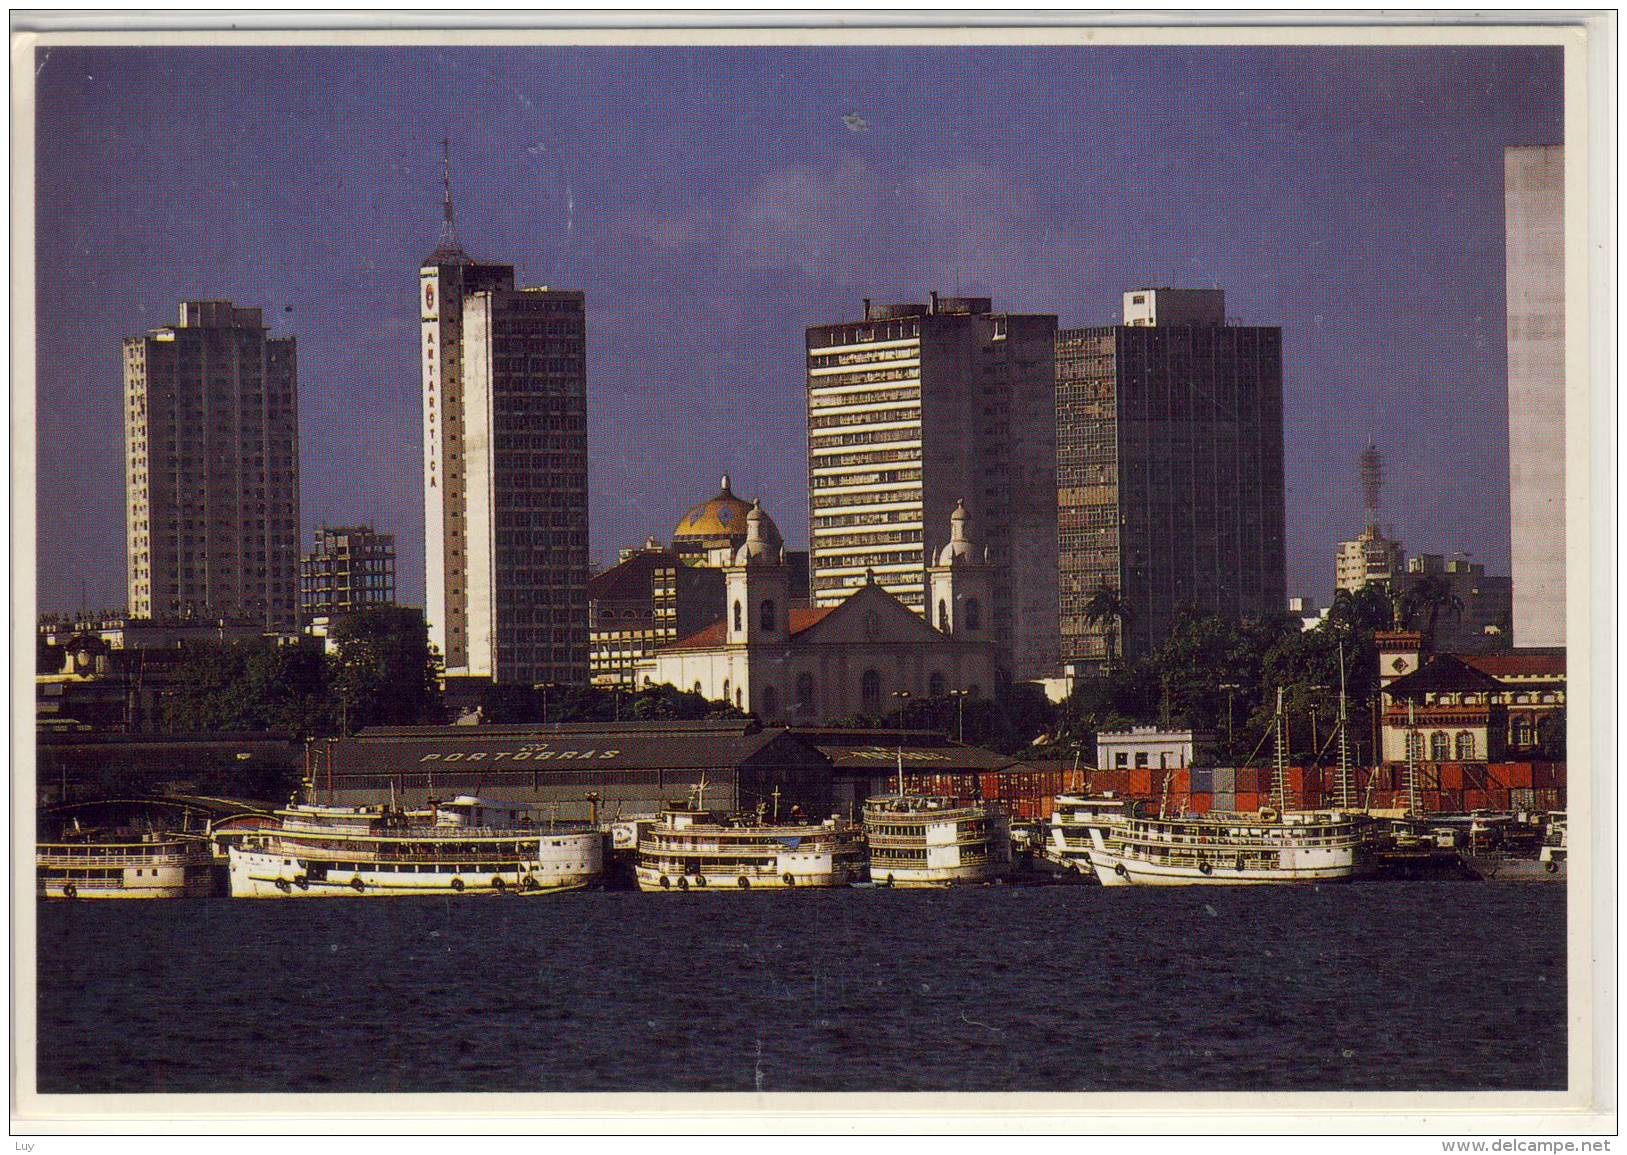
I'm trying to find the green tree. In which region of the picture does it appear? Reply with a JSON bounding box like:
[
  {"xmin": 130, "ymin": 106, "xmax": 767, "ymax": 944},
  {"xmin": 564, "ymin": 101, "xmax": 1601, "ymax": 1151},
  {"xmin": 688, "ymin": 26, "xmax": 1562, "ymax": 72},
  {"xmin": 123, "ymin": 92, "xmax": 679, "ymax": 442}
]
[
  {"xmin": 1399, "ymin": 574, "xmax": 1464, "ymax": 647},
  {"xmin": 1082, "ymin": 583, "xmax": 1133, "ymax": 671},
  {"xmin": 330, "ymin": 607, "xmax": 441, "ymax": 732},
  {"xmin": 160, "ymin": 639, "xmax": 338, "ymax": 737}
]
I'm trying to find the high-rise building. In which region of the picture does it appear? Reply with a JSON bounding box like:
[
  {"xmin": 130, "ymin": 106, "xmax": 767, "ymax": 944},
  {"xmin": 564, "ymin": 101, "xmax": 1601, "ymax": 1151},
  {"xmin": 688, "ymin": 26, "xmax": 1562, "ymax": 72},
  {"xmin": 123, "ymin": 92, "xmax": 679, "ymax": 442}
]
[
  {"xmin": 804, "ymin": 295, "xmax": 1059, "ymax": 682},
  {"xmin": 1505, "ymin": 145, "xmax": 1565, "ymax": 647},
  {"xmin": 1335, "ymin": 527, "xmax": 1406, "ymax": 593},
  {"xmin": 1057, "ymin": 288, "xmax": 1286, "ymax": 669},
  {"xmin": 300, "ymin": 525, "xmax": 397, "ymax": 621},
  {"xmin": 419, "ymin": 147, "xmax": 589, "ymax": 684},
  {"xmin": 123, "ymin": 300, "xmax": 300, "ymax": 629}
]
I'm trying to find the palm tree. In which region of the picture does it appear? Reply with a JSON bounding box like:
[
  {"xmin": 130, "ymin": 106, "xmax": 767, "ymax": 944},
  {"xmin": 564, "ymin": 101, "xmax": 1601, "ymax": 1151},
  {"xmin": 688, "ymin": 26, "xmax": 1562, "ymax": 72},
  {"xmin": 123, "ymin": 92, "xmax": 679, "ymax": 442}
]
[
  {"xmin": 1082, "ymin": 583, "xmax": 1133, "ymax": 672},
  {"xmin": 1400, "ymin": 574, "xmax": 1464, "ymax": 647}
]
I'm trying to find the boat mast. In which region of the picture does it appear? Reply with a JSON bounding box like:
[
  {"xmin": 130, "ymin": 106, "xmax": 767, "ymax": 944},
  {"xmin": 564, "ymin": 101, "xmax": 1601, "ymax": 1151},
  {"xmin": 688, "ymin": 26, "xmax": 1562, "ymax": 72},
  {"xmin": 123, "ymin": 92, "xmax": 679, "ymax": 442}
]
[
  {"xmin": 1406, "ymin": 700, "xmax": 1420, "ymax": 816},
  {"xmin": 896, "ymin": 746, "xmax": 904, "ymax": 797},
  {"xmin": 1337, "ymin": 638, "xmax": 1353, "ymax": 809},
  {"xmin": 1272, "ymin": 687, "xmax": 1288, "ymax": 812}
]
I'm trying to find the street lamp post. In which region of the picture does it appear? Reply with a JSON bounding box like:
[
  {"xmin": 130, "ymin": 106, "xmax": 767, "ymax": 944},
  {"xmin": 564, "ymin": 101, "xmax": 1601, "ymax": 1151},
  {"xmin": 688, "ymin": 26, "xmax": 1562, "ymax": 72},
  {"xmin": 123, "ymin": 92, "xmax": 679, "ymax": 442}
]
[
  {"xmin": 948, "ymin": 689, "xmax": 969, "ymax": 744},
  {"xmin": 1218, "ymin": 683, "xmax": 1240, "ymax": 748},
  {"xmin": 891, "ymin": 690, "xmax": 912, "ymax": 795}
]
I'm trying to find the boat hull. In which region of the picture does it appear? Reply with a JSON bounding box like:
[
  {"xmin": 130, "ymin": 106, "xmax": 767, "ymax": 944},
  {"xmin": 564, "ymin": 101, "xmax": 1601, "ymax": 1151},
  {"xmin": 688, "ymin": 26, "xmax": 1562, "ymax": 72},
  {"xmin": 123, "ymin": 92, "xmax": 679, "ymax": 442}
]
[
  {"xmin": 1088, "ymin": 846, "xmax": 1362, "ymax": 886},
  {"xmin": 227, "ymin": 846, "xmax": 600, "ymax": 898},
  {"xmin": 634, "ymin": 859, "xmax": 861, "ymax": 892},
  {"xmin": 866, "ymin": 861, "xmax": 1005, "ymax": 888},
  {"xmin": 37, "ymin": 868, "xmax": 213, "ymax": 900}
]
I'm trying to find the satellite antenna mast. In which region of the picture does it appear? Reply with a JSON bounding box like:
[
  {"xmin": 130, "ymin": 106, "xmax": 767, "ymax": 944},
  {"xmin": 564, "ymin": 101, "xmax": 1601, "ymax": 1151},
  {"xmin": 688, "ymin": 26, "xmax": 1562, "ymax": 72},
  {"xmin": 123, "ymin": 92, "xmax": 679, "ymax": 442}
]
[{"xmin": 439, "ymin": 137, "xmax": 460, "ymax": 252}]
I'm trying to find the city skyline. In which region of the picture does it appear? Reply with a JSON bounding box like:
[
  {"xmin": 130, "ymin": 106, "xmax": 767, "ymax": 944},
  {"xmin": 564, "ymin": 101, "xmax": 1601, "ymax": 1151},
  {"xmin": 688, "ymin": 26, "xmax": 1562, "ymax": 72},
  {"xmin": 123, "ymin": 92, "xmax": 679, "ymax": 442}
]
[{"xmin": 35, "ymin": 44, "xmax": 1563, "ymax": 613}]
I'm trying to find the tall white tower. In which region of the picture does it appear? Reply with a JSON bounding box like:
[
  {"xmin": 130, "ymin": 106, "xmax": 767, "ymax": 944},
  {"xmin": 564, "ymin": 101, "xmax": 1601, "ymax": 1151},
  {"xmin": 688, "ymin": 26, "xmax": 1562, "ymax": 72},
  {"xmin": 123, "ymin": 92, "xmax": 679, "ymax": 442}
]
[{"xmin": 928, "ymin": 500, "xmax": 993, "ymax": 642}]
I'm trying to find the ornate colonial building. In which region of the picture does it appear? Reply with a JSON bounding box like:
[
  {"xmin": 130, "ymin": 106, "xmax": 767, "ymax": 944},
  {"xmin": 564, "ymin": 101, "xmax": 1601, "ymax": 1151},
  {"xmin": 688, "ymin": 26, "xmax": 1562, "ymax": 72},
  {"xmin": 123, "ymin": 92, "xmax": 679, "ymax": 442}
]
[
  {"xmin": 639, "ymin": 501, "xmax": 998, "ymax": 723},
  {"xmin": 1376, "ymin": 630, "xmax": 1564, "ymax": 764}
]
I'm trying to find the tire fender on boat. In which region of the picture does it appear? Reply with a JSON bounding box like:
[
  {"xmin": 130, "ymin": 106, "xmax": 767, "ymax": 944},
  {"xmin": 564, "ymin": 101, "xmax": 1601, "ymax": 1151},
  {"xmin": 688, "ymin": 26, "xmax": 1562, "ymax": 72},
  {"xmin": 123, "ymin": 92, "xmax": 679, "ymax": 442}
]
[
  {"xmin": 659, "ymin": 875, "xmax": 670, "ymax": 889},
  {"xmin": 349, "ymin": 876, "xmax": 365, "ymax": 893},
  {"xmin": 782, "ymin": 873, "xmax": 796, "ymax": 887},
  {"xmin": 694, "ymin": 874, "xmax": 707, "ymax": 888},
  {"xmin": 1546, "ymin": 859, "xmax": 1560, "ymax": 874},
  {"xmin": 1199, "ymin": 861, "xmax": 1213, "ymax": 876},
  {"xmin": 450, "ymin": 877, "xmax": 465, "ymax": 893},
  {"xmin": 294, "ymin": 874, "xmax": 309, "ymax": 890},
  {"xmin": 522, "ymin": 874, "xmax": 539, "ymax": 890},
  {"xmin": 738, "ymin": 876, "xmax": 750, "ymax": 889},
  {"xmin": 276, "ymin": 878, "xmax": 292, "ymax": 893},
  {"xmin": 677, "ymin": 876, "xmax": 689, "ymax": 891},
  {"xmin": 62, "ymin": 882, "xmax": 77, "ymax": 899},
  {"xmin": 492, "ymin": 876, "xmax": 507, "ymax": 892},
  {"xmin": 1114, "ymin": 862, "xmax": 1129, "ymax": 879}
]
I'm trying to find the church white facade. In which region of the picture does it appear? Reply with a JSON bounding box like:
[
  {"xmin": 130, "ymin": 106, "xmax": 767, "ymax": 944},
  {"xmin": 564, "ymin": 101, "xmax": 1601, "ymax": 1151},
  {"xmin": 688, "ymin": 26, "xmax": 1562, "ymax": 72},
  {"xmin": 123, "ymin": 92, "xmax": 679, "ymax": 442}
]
[{"xmin": 639, "ymin": 501, "xmax": 999, "ymax": 723}]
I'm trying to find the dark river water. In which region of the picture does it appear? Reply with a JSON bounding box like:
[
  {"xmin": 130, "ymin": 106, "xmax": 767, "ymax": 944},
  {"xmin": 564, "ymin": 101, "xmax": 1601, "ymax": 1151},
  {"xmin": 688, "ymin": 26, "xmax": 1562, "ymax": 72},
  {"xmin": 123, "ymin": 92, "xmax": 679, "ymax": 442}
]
[{"xmin": 37, "ymin": 882, "xmax": 1565, "ymax": 1094}]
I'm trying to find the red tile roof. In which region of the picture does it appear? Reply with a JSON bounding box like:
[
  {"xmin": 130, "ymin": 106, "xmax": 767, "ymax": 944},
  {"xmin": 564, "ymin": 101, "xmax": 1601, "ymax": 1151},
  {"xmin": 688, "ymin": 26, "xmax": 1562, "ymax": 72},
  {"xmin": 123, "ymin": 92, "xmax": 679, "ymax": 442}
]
[
  {"xmin": 1460, "ymin": 651, "xmax": 1566, "ymax": 678},
  {"xmin": 661, "ymin": 604, "xmax": 835, "ymax": 652}
]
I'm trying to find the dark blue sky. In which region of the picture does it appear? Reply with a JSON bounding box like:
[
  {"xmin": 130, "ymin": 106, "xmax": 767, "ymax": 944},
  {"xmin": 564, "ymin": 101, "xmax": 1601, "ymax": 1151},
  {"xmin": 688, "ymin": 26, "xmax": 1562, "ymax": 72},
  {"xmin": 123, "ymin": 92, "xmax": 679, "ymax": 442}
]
[{"xmin": 34, "ymin": 45, "xmax": 1563, "ymax": 613}]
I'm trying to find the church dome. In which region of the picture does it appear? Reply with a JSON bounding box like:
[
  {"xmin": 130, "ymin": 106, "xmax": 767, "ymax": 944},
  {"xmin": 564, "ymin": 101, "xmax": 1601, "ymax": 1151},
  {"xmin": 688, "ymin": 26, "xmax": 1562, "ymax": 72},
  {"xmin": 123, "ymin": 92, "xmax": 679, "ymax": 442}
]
[
  {"xmin": 936, "ymin": 500, "xmax": 983, "ymax": 566},
  {"xmin": 674, "ymin": 475, "xmax": 754, "ymax": 542},
  {"xmin": 731, "ymin": 500, "xmax": 785, "ymax": 566}
]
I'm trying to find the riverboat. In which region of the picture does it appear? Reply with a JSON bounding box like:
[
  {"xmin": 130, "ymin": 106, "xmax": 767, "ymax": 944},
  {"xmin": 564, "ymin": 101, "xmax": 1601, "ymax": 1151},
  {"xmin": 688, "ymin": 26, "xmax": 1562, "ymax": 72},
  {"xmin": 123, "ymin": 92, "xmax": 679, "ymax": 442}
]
[
  {"xmin": 635, "ymin": 804, "xmax": 864, "ymax": 892},
  {"xmin": 226, "ymin": 795, "xmax": 603, "ymax": 898},
  {"xmin": 861, "ymin": 795, "xmax": 1011, "ymax": 886},
  {"xmin": 1046, "ymin": 793, "xmax": 1139, "ymax": 878},
  {"xmin": 38, "ymin": 831, "xmax": 214, "ymax": 899},
  {"xmin": 1085, "ymin": 807, "xmax": 1376, "ymax": 886},
  {"xmin": 1539, "ymin": 812, "xmax": 1568, "ymax": 875}
]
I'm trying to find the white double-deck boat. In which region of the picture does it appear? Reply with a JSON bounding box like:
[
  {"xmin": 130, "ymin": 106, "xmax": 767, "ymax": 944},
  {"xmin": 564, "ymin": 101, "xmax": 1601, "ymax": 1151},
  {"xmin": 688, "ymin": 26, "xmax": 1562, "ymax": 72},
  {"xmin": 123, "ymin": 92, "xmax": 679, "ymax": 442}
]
[
  {"xmin": 1086, "ymin": 808, "xmax": 1374, "ymax": 886},
  {"xmin": 38, "ymin": 831, "xmax": 214, "ymax": 899},
  {"xmin": 226, "ymin": 795, "xmax": 604, "ymax": 898},
  {"xmin": 862, "ymin": 795, "xmax": 1011, "ymax": 887},
  {"xmin": 635, "ymin": 803, "xmax": 864, "ymax": 892},
  {"xmin": 1539, "ymin": 812, "xmax": 1568, "ymax": 875},
  {"xmin": 1047, "ymin": 793, "xmax": 1139, "ymax": 878}
]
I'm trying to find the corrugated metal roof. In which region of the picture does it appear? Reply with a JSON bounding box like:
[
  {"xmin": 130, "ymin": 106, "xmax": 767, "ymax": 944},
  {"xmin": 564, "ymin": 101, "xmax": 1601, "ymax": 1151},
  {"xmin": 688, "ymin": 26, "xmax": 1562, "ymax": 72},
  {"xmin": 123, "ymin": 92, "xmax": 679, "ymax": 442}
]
[{"xmin": 320, "ymin": 724, "xmax": 821, "ymax": 773}]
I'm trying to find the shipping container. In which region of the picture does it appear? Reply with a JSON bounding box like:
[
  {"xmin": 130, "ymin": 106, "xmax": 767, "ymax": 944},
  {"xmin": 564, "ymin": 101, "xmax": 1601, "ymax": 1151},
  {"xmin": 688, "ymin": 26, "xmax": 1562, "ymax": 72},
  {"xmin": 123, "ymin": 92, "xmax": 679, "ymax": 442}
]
[
  {"xmin": 1188, "ymin": 793, "xmax": 1213, "ymax": 815},
  {"xmin": 1211, "ymin": 767, "xmax": 1236, "ymax": 791},
  {"xmin": 1190, "ymin": 768, "xmax": 1213, "ymax": 793},
  {"xmin": 1129, "ymin": 769, "xmax": 1155, "ymax": 796},
  {"xmin": 1212, "ymin": 790, "xmax": 1236, "ymax": 813},
  {"xmin": 1440, "ymin": 764, "xmax": 1463, "ymax": 790}
]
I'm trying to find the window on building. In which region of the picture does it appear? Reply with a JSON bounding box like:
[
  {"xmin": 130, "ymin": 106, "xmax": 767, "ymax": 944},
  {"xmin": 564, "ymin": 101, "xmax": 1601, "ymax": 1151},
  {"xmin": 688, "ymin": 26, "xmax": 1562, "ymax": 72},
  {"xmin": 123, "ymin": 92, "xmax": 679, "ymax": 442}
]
[
  {"xmin": 938, "ymin": 599, "xmax": 949, "ymax": 633},
  {"xmin": 964, "ymin": 597, "xmax": 981, "ymax": 631},
  {"xmin": 1429, "ymin": 731, "xmax": 1451, "ymax": 761},
  {"xmin": 795, "ymin": 672, "xmax": 815, "ymax": 716},
  {"xmin": 762, "ymin": 685, "xmax": 778, "ymax": 718},
  {"xmin": 1134, "ymin": 752, "xmax": 1149, "ymax": 768},
  {"xmin": 760, "ymin": 599, "xmax": 776, "ymax": 632},
  {"xmin": 1455, "ymin": 731, "xmax": 1476, "ymax": 760},
  {"xmin": 1512, "ymin": 718, "xmax": 1534, "ymax": 747},
  {"xmin": 1114, "ymin": 753, "xmax": 1128, "ymax": 769},
  {"xmin": 929, "ymin": 672, "xmax": 945, "ymax": 699},
  {"xmin": 722, "ymin": 678, "xmax": 731, "ymax": 704},
  {"xmin": 733, "ymin": 601, "xmax": 742, "ymax": 632},
  {"xmin": 861, "ymin": 669, "xmax": 881, "ymax": 715}
]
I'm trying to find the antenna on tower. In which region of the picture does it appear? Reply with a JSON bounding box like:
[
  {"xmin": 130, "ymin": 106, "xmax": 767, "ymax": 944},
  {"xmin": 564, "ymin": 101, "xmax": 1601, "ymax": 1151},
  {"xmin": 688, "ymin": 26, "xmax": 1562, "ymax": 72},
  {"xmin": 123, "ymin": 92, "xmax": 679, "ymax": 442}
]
[
  {"xmin": 439, "ymin": 137, "xmax": 459, "ymax": 252},
  {"xmin": 1358, "ymin": 438, "xmax": 1384, "ymax": 534}
]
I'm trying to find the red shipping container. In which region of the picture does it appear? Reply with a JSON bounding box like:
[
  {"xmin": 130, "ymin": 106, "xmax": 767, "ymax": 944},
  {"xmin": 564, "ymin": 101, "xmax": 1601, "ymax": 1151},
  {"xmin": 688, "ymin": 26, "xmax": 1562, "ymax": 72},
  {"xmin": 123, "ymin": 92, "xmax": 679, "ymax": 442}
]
[
  {"xmin": 1235, "ymin": 792, "xmax": 1263, "ymax": 813},
  {"xmin": 1532, "ymin": 764, "xmax": 1555, "ymax": 789},
  {"xmin": 1129, "ymin": 769, "xmax": 1155, "ymax": 796},
  {"xmin": 1169, "ymin": 769, "xmax": 1192, "ymax": 794},
  {"xmin": 1506, "ymin": 763, "xmax": 1534, "ymax": 789},
  {"xmin": 1440, "ymin": 764, "xmax": 1463, "ymax": 790},
  {"xmin": 1188, "ymin": 793, "xmax": 1213, "ymax": 814}
]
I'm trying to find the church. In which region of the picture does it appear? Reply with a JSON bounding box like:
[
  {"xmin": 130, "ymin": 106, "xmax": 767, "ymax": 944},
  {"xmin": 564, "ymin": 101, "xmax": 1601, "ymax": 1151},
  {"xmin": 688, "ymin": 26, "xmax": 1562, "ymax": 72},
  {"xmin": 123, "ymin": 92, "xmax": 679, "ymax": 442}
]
[{"xmin": 638, "ymin": 499, "xmax": 999, "ymax": 723}]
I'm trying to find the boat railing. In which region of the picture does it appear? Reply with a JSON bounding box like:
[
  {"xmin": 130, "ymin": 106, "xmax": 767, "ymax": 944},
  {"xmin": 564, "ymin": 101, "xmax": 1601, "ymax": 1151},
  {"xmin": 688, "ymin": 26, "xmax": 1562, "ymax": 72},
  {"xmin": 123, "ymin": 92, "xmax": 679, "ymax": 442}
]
[{"xmin": 37, "ymin": 848, "xmax": 196, "ymax": 866}]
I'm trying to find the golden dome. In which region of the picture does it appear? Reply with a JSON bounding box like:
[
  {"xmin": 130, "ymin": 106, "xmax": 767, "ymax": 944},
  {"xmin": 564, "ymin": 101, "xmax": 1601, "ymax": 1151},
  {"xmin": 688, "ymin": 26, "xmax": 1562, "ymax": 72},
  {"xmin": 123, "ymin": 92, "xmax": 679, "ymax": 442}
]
[{"xmin": 674, "ymin": 475, "xmax": 756, "ymax": 542}]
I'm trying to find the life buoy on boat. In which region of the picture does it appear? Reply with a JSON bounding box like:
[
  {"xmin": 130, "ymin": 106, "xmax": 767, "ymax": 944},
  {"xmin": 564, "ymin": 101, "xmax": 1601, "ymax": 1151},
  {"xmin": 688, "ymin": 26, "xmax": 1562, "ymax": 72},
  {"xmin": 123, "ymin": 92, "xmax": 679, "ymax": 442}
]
[
  {"xmin": 61, "ymin": 882, "xmax": 77, "ymax": 899},
  {"xmin": 738, "ymin": 876, "xmax": 750, "ymax": 890},
  {"xmin": 450, "ymin": 877, "xmax": 465, "ymax": 893}
]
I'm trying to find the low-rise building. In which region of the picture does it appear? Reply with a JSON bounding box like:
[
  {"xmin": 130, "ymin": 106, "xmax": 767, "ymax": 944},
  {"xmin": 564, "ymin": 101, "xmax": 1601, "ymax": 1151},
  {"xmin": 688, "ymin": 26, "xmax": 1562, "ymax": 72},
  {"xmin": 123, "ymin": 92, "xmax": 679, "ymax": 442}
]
[
  {"xmin": 1094, "ymin": 726, "xmax": 1217, "ymax": 772},
  {"xmin": 1376, "ymin": 630, "xmax": 1563, "ymax": 764},
  {"xmin": 587, "ymin": 543, "xmax": 723, "ymax": 688}
]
